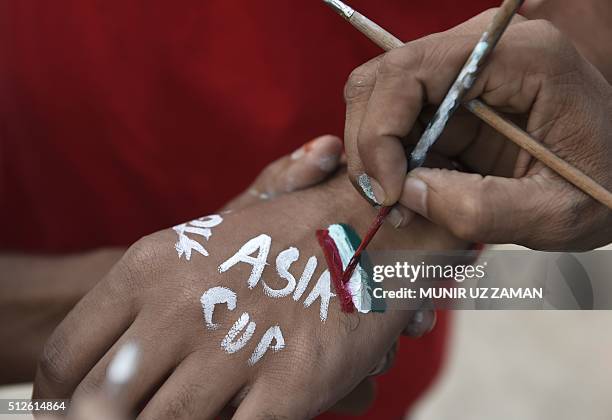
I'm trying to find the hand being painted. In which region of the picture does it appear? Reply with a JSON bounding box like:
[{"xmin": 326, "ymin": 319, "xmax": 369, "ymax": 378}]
[
  {"xmin": 33, "ymin": 169, "xmax": 465, "ymax": 419},
  {"xmin": 0, "ymin": 135, "xmax": 344, "ymax": 386},
  {"xmin": 222, "ymin": 134, "xmax": 344, "ymax": 211},
  {"xmin": 344, "ymin": 10, "xmax": 612, "ymax": 250}
]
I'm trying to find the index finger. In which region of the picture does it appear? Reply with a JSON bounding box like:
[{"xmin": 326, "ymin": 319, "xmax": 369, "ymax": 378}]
[
  {"xmin": 351, "ymin": 10, "xmax": 527, "ymax": 206},
  {"xmin": 343, "ymin": 55, "xmax": 383, "ymax": 204},
  {"xmin": 33, "ymin": 259, "xmax": 138, "ymax": 399},
  {"xmin": 356, "ymin": 34, "xmax": 479, "ymax": 206}
]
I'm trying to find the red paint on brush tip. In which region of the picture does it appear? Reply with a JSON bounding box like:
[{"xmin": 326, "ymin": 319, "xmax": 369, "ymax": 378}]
[
  {"xmin": 341, "ymin": 206, "xmax": 392, "ymax": 285},
  {"xmin": 316, "ymin": 229, "xmax": 355, "ymax": 313}
]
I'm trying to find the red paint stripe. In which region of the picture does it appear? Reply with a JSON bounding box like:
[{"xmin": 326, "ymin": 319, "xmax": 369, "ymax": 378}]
[
  {"xmin": 316, "ymin": 229, "xmax": 355, "ymax": 313},
  {"xmin": 341, "ymin": 206, "xmax": 391, "ymax": 285}
]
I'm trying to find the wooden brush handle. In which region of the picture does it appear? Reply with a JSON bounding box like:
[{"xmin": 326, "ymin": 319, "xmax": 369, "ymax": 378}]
[
  {"xmin": 466, "ymin": 99, "xmax": 612, "ymax": 210},
  {"xmin": 351, "ymin": 13, "xmax": 403, "ymax": 50},
  {"xmin": 348, "ymin": 9, "xmax": 612, "ymax": 211}
]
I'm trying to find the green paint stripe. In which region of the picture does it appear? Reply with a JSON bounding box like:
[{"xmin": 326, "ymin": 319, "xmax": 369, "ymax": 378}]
[{"xmin": 339, "ymin": 223, "xmax": 386, "ymax": 312}]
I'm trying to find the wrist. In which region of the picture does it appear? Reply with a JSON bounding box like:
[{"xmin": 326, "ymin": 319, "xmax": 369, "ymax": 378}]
[{"xmin": 0, "ymin": 248, "xmax": 124, "ymax": 310}]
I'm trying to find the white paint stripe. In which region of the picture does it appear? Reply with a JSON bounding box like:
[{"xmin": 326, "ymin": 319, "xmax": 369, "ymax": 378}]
[
  {"xmin": 200, "ymin": 286, "xmax": 237, "ymax": 330},
  {"xmin": 293, "ymin": 256, "xmax": 318, "ymax": 301},
  {"xmin": 221, "ymin": 312, "xmax": 256, "ymax": 354},
  {"xmin": 304, "ymin": 270, "xmax": 335, "ymax": 321},
  {"xmin": 248, "ymin": 325, "xmax": 285, "ymax": 365},
  {"xmin": 173, "ymin": 214, "xmax": 223, "ymax": 260},
  {"xmin": 218, "ymin": 234, "xmax": 271, "ymax": 289},
  {"xmin": 327, "ymin": 224, "xmax": 372, "ymax": 313},
  {"xmin": 265, "ymin": 247, "xmax": 299, "ymax": 298}
]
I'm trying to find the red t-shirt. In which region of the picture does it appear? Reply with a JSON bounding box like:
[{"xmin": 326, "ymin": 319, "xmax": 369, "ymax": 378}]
[{"xmin": 0, "ymin": 1, "xmax": 496, "ymax": 418}]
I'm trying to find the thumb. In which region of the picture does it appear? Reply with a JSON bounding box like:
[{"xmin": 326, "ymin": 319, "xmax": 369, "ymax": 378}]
[{"xmin": 399, "ymin": 167, "xmax": 551, "ymax": 245}]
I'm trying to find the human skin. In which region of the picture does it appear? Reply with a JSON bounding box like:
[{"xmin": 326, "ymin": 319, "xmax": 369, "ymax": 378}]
[
  {"xmin": 32, "ymin": 165, "xmax": 465, "ymax": 419},
  {"xmin": 523, "ymin": 0, "xmax": 612, "ymax": 83},
  {"xmin": 0, "ymin": 249, "xmax": 124, "ymax": 383},
  {"xmin": 1, "ymin": 134, "xmax": 402, "ymax": 415},
  {"xmin": 0, "ymin": 135, "xmax": 345, "ymax": 385},
  {"xmin": 343, "ymin": 10, "xmax": 612, "ymax": 250}
]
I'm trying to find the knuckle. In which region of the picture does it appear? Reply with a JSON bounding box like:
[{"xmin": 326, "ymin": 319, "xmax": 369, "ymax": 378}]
[
  {"xmin": 528, "ymin": 19, "xmax": 563, "ymax": 45},
  {"xmin": 374, "ymin": 46, "xmax": 429, "ymax": 100},
  {"xmin": 449, "ymin": 187, "xmax": 487, "ymax": 241},
  {"xmin": 111, "ymin": 235, "xmax": 166, "ymax": 291},
  {"xmin": 344, "ymin": 66, "xmax": 376, "ymax": 103},
  {"xmin": 74, "ymin": 378, "xmax": 103, "ymax": 398},
  {"xmin": 516, "ymin": 180, "xmax": 589, "ymax": 249},
  {"xmin": 123, "ymin": 235, "xmax": 163, "ymax": 269},
  {"xmin": 157, "ymin": 383, "xmax": 202, "ymax": 419},
  {"xmin": 37, "ymin": 337, "xmax": 70, "ymax": 392},
  {"xmin": 538, "ymin": 189, "xmax": 590, "ymax": 248},
  {"xmin": 556, "ymin": 125, "xmax": 594, "ymax": 163},
  {"xmin": 525, "ymin": 20, "xmax": 577, "ymax": 65},
  {"xmin": 377, "ymin": 47, "xmax": 419, "ymax": 77}
]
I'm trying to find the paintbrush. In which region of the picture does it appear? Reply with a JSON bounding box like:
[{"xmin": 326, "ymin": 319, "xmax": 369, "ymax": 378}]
[
  {"xmin": 408, "ymin": 0, "xmax": 525, "ymax": 170},
  {"xmin": 326, "ymin": 0, "xmax": 525, "ymax": 285},
  {"xmin": 324, "ymin": 0, "xmax": 612, "ymax": 211}
]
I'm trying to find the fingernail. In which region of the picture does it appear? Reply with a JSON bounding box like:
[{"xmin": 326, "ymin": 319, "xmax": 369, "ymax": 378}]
[
  {"xmin": 387, "ymin": 206, "xmax": 415, "ymax": 229},
  {"xmin": 403, "ymin": 176, "xmax": 428, "ymax": 218},
  {"xmin": 358, "ymin": 173, "xmax": 385, "ymax": 205},
  {"xmin": 291, "ymin": 146, "xmax": 306, "ymax": 161},
  {"xmin": 370, "ymin": 178, "xmax": 386, "ymax": 204},
  {"xmin": 403, "ymin": 309, "xmax": 436, "ymax": 337},
  {"xmin": 317, "ymin": 154, "xmax": 339, "ymax": 172},
  {"xmin": 403, "ymin": 299, "xmax": 436, "ymax": 337},
  {"xmin": 303, "ymin": 137, "xmax": 318, "ymax": 152},
  {"xmin": 309, "ymin": 137, "xmax": 340, "ymax": 172},
  {"xmin": 387, "ymin": 208, "xmax": 403, "ymax": 228}
]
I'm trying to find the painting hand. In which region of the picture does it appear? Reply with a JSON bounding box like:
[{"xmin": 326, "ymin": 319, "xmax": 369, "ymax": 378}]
[{"xmin": 343, "ymin": 10, "xmax": 612, "ymax": 250}]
